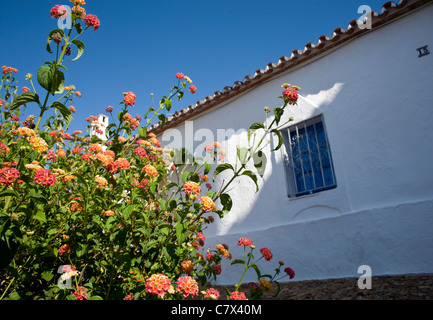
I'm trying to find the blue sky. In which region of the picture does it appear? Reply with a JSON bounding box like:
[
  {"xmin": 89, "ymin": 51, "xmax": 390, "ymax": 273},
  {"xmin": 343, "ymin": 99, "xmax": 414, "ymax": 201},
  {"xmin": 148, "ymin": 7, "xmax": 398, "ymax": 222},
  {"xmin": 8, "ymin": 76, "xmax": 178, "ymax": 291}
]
[{"xmin": 0, "ymin": 0, "xmax": 388, "ymax": 135}]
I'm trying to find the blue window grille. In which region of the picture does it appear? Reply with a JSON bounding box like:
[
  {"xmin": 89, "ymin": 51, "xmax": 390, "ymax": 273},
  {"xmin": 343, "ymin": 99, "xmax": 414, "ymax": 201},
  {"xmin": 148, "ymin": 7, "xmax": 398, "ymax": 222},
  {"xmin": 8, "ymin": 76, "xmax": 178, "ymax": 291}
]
[{"xmin": 282, "ymin": 116, "xmax": 337, "ymax": 197}]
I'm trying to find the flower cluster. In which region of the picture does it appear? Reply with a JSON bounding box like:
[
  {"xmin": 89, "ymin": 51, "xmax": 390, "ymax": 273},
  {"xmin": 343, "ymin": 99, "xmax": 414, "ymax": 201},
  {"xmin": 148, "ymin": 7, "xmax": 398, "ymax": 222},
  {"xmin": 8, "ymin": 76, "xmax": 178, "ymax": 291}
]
[
  {"xmin": 142, "ymin": 164, "xmax": 158, "ymax": 177},
  {"xmin": 175, "ymin": 276, "xmax": 199, "ymax": 298},
  {"xmin": 72, "ymin": 5, "xmax": 86, "ymax": 19},
  {"xmin": 84, "ymin": 14, "xmax": 100, "ymax": 30},
  {"xmin": 260, "ymin": 247, "xmax": 273, "ymax": 261},
  {"xmin": 281, "ymin": 83, "xmax": 300, "ymax": 105},
  {"xmin": 215, "ymin": 244, "xmax": 231, "ymax": 259},
  {"xmin": 114, "ymin": 157, "xmax": 130, "ymax": 170},
  {"xmin": 145, "ymin": 274, "xmax": 171, "ymax": 297},
  {"xmin": 134, "ymin": 147, "xmax": 147, "ymax": 158},
  {"xmin": 183, "ymin": 181, "xmax": 200, "ymax": 195},
  {"xmin": 181, "ymin": 260, "xmax": 194, "ymax": 274},
  {"xmin": 284, "ymin": 267, "xmax": 295, "ymax": 279},
  {"xmin": 72, "ymin": 286, "xmax": 88, "ymax": 300},
  {"xmin": 229, "ymin": 291, "xmax": 248, "ymax": 300},
  {"xmin": 70, "ymin": 0, "xmax": 86, "ymax": 5},
  {"xmin": 0, "ymin": 167, "xmax": 21, "ymax": 186},
  {"xmin": 95, "ymin": 175, "xmax": 108, "ymax": 186},
  {"xmin": 103, "ymin": 210, "xmax": 115, "ymax": 217},
  {"xmin": 199, "ymin": 196, "xmax": 216, "ymax": 212},
  {"xmin": 189, "ymin": 85, "xmax": 197, "ymax": 94},
  {"xmin": 58, "ymin": 244, "xmax": 72, "ymax": 256},
  {"xmin": 29, "ymin": 136, "xmax": 48, "ymax": 153},
  {"xmin": 204, "ymin": 288, "xmax": 220, "ymax": 300},
  {"xmin": 34, "ymin": 168, "xmax": 57, "ymax": 187},
  {"xmin": 123, "ymin": 91, "xmax": 136, "ymax": 106},
  {"xmin": 50, "ymin": 5, "xmax": 68, "ymax": 19},
  {"xmin": 0, "ymin": 142, "xmax": 10, "ymax": 154},
  {"xmin": 259, "ymin": 278, "xmax": 273, "ymax": 293},
  {"xmin": 59, "ymin": 265, "xmax": 79, "ymax": 282},
  {"xmin": 2, "ymin": 65, "xmax": 18, "ymax": 74},
  {"xmin": 122, "ymin": 113, "xmax": 140, "ymax": 130},
  {"xmin": 237, "ymin": 237, "xmax": 253, "ymax": 247},
  {"xmin": 95, "ymin": 152, "xmax": 114, "ymax": 167}
]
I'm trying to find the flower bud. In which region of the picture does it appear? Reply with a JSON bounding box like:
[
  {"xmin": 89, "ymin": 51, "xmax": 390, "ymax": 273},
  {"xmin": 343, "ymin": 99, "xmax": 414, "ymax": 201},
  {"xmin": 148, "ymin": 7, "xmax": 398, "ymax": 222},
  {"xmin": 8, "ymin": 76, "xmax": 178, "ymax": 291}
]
[{"xmin": 51, "ymin": 33, "xmax": 63, "ymax": 45}]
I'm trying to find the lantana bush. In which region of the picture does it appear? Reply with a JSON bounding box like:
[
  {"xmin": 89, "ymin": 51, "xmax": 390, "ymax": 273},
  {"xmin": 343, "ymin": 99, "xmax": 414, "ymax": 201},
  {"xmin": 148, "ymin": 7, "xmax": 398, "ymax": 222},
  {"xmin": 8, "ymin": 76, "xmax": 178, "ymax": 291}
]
[{"xmin": 0, "ymin": 1, "xmax": 297, "ymax": 300}]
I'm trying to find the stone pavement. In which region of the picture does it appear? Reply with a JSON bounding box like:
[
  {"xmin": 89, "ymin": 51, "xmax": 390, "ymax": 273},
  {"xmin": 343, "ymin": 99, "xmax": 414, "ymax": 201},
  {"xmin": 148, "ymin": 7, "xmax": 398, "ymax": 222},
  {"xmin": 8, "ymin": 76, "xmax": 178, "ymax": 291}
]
[{"xmin": 211, "ymin": 273, "xmax": 433, "ymax": 300}]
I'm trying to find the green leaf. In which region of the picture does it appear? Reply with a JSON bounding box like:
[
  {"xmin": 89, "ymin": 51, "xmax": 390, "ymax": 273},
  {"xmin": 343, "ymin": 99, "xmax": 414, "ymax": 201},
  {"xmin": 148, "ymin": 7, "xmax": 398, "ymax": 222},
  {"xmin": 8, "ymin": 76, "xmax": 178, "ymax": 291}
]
[
  {"xmin": 73, "ymin": 173, "xmax": 88, "ymax": 190},
  {"xmin": 231, "ymin": 259, "xmax": 245, "ymax": 266},
  {"xmin": 41, "ymin": 271, "xmax": 54, "ymax": 282},
  {"xmin": 144, "ymin": 106, "xmax": 155, "ymax": 119},
  {"xmin": 157, "ymin": 199, "xmax": 168, "ymax": 211},
  {"xmin": 205, "ymin": 191, "xmax": 216, "ymax": 199},
  {"xmin": 158, "ymin": 114, "xmax": 166, "ymax": 127},
  {"xmin": 177, "ymin": 91, "xmax": 184, "ymax": 101},
  {"xmin": 162, "ymin": 244, "xmax": 177, "ymax": 262},
  {"xmin": 220, "ymin": 193, "xmax": 232, "ymax": 213},
  {"xmin": 51, "ymin": 69, "xmax": 65, "ymax": 95},
  {"xmin": 181, "ymin": 171, "xmax": 191, "ymax": 184},
  {"xmin": 242, "ymin": 170, "xmax": 259, "ymax": 192},
  {"xmin": 10, "ymin": 92, "xmax": 40, "ymax": 110},
  {"xmin": 247, "ymin": 122, "xmax": 265, "ymax": 144},
  {"xmin": 274, "ymin": 282, "xmax": 281, "ymax": 298},
  {"xmin": 138, "ymin": 126, "xmax": 147, "ymax": 138},
  {"xmin": 237, "ymin": 147, "xmax": 249, "ymax": 166},
  {"xmin": 5, "ymin": 291, "xmax": 21, "ymax": 300},
  {"xmin": 251, "ymin": 264, "xmax": 262, "ymax": 279},
  {"xmin": 157, "ymin": 223, "xmax": 171, "ymax": 236},
  {"xmin": 271, "ymin": 129, "xmax": 284, "ymax": 151},
  {"xmin": 88, "ymin": 295, "xmax": 104, "ymax": 300},
  {"xmin": 74, "ymin": 22, "xmax": 83, "ymax": 35},
  {"xmin": 159, "ymin": 97, "xmax": 167, "ymax": 108},
  {"xmin": 29, "ymin": 192, "xmax": 48, "ymax": 203},
  {"xmin": 34, "ymin": 211, "xmax": 46, "ymax": 224},
  {"xmin": 204, "ymin": 162, "xmax": 212, "ymax": 175},
  {"xmin": 253, "ymin": 151, "xmax": 267, "ymax": 178},
  {"xmin": 274, "ymin": 107, "xmax": 284, "ymax": 125},
  {"xmin": 37, "ymin": 64, "xmax": 54, "ymax": 92},
  {"xmin": 122, "ymin": 204, "xmax": 136, "ymax": 220},
  {"xmin": 0, "ymin": 190, "xmax": 19, "ymax": 198},
  {"xmin": 57, "ymin": 64, "xmax": 68, "ymax": 71},
  {"xmin": 50, "ymin": 101, "xmax": 73, "ymax": 129},
  {"xmin": 118, "ymin": 110, "xmax": 126, "ymax": 122},
  {"xmin": 0, "ymin": 214, "xmax": 11, "ymax": 237},
  {"xmin": 166, "ymin": 99, "xmax": 172, "ymax": 111},
  {"xmin": 176, "ymin": 222, "xmax": 187, "ymax": 244},
  {"xmin": 212, "ymin": 163, "xmax": 234, "ymax": 181},
  {"xmin": 46, "ymin": 29, "xmax": 65, "ymax": 53},
  {"xmin": 76, "ymin": 243, "xmax": 87, "ymax": 257},
  {"xmin": 69, "ymin": 39, "xmax": 85, "ymax": 61},
  {"xmin": 159, "ymin": 96, "xmax": 172, "ymax": 111}
]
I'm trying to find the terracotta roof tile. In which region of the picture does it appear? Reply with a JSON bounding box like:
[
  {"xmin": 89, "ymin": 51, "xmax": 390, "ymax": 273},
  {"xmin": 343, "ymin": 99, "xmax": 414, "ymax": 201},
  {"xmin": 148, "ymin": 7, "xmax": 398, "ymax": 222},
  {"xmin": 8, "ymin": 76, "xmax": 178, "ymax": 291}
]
[{"xmin": 148, "ymin": 0, "xmax": 432, "ymax": 135}]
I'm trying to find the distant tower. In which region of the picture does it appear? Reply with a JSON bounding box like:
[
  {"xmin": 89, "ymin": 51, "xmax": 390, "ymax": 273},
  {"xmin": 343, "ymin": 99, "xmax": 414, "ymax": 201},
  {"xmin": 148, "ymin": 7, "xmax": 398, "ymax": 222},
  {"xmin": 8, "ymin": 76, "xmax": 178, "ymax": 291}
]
[{"xmin": 90, "ymin": 114, "xmax": 109, "ymax": 141}]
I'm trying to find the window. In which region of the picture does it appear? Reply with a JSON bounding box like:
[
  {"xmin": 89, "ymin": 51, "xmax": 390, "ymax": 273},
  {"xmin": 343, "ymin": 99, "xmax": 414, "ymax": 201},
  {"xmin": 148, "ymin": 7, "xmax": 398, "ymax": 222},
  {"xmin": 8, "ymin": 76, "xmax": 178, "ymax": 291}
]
[{"xmin": 282, "ymin": 115, "xmax": 337, "ymax": 197}]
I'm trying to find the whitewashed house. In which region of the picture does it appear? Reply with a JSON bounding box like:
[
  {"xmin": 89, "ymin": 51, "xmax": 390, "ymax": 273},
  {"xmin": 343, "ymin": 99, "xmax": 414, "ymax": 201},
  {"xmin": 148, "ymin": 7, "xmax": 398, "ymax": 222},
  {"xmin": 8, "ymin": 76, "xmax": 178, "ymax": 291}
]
[{"xmin": 148, "ymin": 0, "xmax": 433, "ymax": 285}]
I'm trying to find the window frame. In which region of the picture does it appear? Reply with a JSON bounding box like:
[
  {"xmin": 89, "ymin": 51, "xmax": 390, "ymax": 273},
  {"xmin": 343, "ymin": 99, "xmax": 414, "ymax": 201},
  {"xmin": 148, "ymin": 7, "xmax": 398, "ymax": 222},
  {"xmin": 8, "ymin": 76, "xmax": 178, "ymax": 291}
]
[{"xmin": 281, "ymin": 115, "xmax": 337, "ymax": 198}]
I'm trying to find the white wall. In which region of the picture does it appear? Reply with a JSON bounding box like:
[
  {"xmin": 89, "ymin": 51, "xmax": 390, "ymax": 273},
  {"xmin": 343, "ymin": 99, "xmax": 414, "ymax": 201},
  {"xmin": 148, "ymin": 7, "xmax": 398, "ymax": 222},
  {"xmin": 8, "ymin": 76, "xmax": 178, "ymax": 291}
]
[{"xmin": 160, "ymin": 5, "xmax": 433, "ymax": 284}]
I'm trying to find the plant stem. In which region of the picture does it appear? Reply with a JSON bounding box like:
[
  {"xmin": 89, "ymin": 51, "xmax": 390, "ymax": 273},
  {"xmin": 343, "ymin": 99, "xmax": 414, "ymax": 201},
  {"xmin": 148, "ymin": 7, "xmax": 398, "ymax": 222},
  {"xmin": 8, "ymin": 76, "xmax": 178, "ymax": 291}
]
[
  {"xmin": 235, "ymin": 247, "xmax": 252, "ymax": 291},
  {"xmin": 0, "ymin": 277, "xmax": 15, "ymax": 300},
  {"xmin": 35, "ymin": 92, "xmax": 50, "ymax": 130}
]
